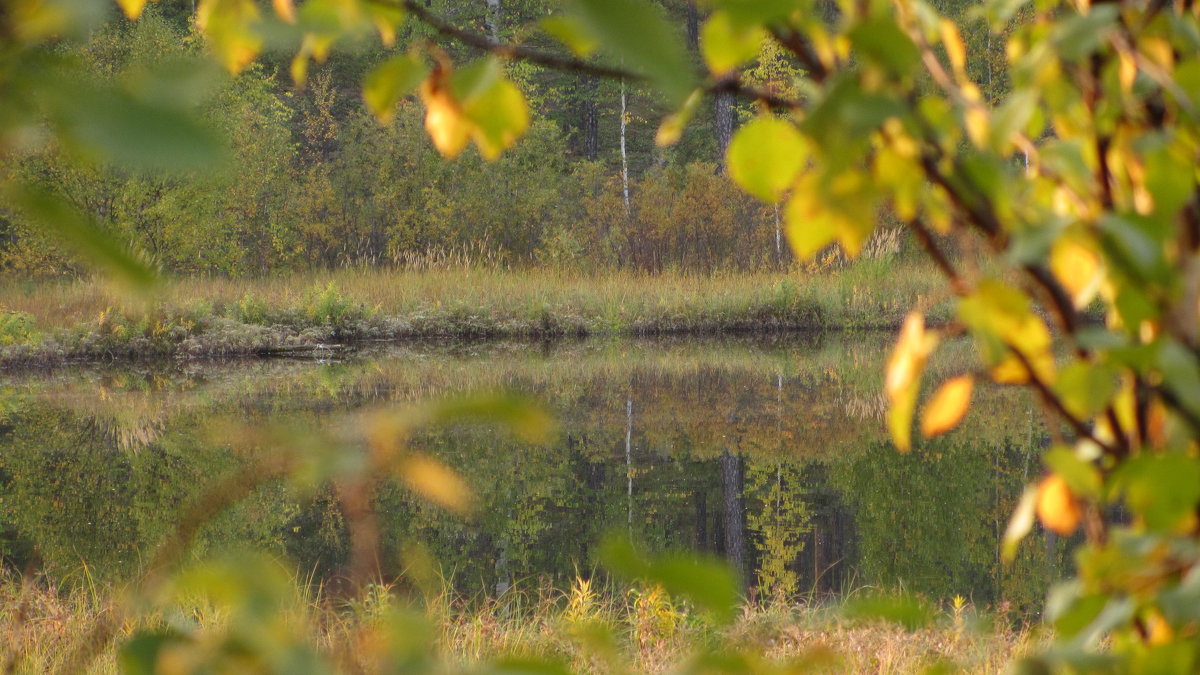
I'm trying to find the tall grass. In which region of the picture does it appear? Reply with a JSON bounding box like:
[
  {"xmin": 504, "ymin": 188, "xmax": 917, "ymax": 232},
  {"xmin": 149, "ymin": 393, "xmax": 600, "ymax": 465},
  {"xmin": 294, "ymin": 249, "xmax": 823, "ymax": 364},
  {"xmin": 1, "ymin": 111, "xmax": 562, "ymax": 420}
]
[
  {"xmin": 0, "ymin": 262, "xmax": 950, "ymax": 363},
  {"xmin": 0, "ymin": 568, "xmax": 1038, "ymax": 674}
]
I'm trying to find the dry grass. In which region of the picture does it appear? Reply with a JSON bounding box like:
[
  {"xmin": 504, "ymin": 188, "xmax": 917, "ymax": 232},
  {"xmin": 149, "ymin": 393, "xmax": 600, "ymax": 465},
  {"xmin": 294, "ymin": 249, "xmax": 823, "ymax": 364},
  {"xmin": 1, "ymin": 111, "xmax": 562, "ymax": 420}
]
[
  {"xmin": 0, "ymin": 261, "xmax": 948, "ymax": 337},
  {"xmin": 1, "ymin": 570, "xmax": 1039, "ymax": 674}
]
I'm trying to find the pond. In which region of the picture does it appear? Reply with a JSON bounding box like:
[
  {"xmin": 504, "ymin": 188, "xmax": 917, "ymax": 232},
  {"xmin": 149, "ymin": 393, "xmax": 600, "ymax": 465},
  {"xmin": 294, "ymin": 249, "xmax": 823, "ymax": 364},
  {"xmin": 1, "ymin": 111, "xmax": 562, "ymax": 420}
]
[{"xmin": 0, "ymin": 333, "xmax": 1073, "ymax": 616}]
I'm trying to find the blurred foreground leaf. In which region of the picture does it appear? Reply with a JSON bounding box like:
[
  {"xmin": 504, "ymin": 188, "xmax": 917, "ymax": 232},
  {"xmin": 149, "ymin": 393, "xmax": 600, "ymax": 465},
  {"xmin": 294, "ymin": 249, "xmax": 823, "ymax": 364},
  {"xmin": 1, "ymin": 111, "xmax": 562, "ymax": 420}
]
[
  {"xmin": 2, "ymin": 183, "xmax": 156, "ymax": 290},
  {"xmin": 563, "ymin": 0, "xmax": 695, "ymax": 103},
  {"xmin": 843, "ymin": 593, "xmax": 935, "ymax": 631},
  {"xmin": 600, "ymin": 535, "xmax": 738, "ymax": 624}
]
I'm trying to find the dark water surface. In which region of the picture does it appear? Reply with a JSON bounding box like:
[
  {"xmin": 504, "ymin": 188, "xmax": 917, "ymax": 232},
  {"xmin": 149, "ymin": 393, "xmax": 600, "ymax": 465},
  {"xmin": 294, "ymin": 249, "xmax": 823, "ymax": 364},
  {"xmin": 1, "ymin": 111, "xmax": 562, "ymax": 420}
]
[{"xmin": 0, "ymin": 333, "xmax": 1072, "ymax": 614}]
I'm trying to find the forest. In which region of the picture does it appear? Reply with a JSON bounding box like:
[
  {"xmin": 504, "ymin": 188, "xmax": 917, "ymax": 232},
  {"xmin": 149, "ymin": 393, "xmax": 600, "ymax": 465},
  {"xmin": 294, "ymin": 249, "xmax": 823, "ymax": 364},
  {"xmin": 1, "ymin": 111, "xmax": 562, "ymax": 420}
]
[{"xmin": 0, "ymin": 0, "xmax": 1004, "ymax": 276}]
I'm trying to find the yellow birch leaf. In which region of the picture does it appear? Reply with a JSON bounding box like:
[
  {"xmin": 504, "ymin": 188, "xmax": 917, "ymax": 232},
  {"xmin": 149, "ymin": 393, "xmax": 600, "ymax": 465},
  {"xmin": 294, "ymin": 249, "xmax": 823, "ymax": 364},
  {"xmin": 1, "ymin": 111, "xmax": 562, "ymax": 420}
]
[
  {"xmin": 1050, "ymin": 238, "xmax": 1103, "ymax": 309},
  {"xmin": 196, "ymin": 0, "xmax": 263, "ymax": 73},
  {"xmin": 784, "ymin": 177, "xmax": 837, "ymax": 259},
  {"xmin": 116, "ymin": 0, "xmax": 149, "ymax": 20},
  {"xmin": 290, "ymin": 39, "xmax": 312, "ymax": 87},
  {"xmin": 1036, "ymin": 474, "xmax": 1081, "ymax": 535},
  {"xmin": 1146, "ymin": 610, "xmax": 1174, "ymax": 646},
  {"xmin": 701, "ymin": 11, "xmax": 765, "ymax": 76},
  {"xmin": 272, "ymin": 0, "xmax": 295, "ymax": 23},
  {"xmin": 960, "ymin": 280, "xmax": 1056, "ymax": 385},
  {"xmin": 367, "ymin": 3, "xmax": 404, "ymax": 46},
  {"xmin": 886, "ymin": 312, "xmax": 939, "ymax": 452},
  {"xmin": 965, "ymin": 107, "xmax": 989, "ymax": 148},
  {"xmin": 921, "ymin": 375, "xmax": 974, "ymax": 437},
  {"xmin": 656, "ymin": 89, "xmax": 701, "ymax": 147},
  {"xmin": 729, "ymin": 116, "xmax": 808, "ymax": 202},
  {"xmin": 939, "ymin": 19, "xmax": 966, "ymax": 78},
  {"xmin": 1140, "ymin": 37, "xmax": 1174, "ymax": 71},
  {"xmin": 1118, "ymin": 50, "xmax": 1137, "ymax": 94},
  {"xmin": 419, "ymin": 70, "xmax": 471, "ymax": 159},
  {"xmin": 399, "ymin": 453, "xmax": 473, "ymax": 514}
]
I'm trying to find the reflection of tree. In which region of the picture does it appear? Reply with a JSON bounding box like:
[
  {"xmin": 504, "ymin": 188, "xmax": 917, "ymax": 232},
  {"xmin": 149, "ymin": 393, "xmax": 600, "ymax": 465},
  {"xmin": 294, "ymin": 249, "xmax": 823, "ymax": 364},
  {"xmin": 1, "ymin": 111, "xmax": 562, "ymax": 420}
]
[
  {"xmin": 745, "ymin": 462, "xmax": 811, "ymax": 599},
  {"xmin": 0, "ymin": 337, "xmax": 1050, "ymax": 605},
  {"xmin": 719, "ymin": 449, "xmax": 745, "ymax": 586},
  {"xmin": 831, "ymin": 437, "xmax": 1073, "ymax": 612}
]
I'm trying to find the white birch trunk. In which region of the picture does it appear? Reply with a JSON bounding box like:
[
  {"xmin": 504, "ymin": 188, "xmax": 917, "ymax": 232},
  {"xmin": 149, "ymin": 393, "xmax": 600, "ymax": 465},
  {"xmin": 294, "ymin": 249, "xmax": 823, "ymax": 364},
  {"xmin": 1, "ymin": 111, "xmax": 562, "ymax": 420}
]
[{"xmin": 620, "ymin": 79, "xmax": 630, "ymax": 212}]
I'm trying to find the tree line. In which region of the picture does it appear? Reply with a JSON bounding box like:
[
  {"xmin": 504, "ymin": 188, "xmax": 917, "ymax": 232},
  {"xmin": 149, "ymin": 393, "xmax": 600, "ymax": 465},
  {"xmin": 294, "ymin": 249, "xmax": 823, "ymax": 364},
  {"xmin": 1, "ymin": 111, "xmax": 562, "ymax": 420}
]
[{"xmin": 1, "ymin": 0, "xmax": 1000, "ymax": 277}]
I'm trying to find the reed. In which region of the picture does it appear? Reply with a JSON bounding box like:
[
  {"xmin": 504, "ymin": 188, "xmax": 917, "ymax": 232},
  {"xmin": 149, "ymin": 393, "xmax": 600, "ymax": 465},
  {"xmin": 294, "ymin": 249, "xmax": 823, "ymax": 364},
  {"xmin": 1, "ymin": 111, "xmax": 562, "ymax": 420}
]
[{"xmin": 0, "ymin": 262, "xmax": 950, "ymax": 364}]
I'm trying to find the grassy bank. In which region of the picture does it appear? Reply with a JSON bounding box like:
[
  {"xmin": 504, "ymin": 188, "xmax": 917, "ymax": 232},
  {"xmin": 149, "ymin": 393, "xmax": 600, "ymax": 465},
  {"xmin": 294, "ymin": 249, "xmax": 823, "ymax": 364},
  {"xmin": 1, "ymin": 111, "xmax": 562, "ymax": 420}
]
[
  {"xmin": 1, "ymin": 568, "xmax": 1036, "ymax": 673},
  {"xmin": 0, "ymin": 261, "xmax": 949, "ymax": 365}
]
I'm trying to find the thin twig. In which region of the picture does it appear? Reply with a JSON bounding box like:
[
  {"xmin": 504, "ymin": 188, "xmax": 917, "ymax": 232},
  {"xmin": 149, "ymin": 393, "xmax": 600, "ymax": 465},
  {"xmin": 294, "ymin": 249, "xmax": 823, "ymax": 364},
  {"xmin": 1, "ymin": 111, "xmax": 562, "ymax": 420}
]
[
  {"xmin": 1008, "ymin": 346, "xmax": 1118, "ymax": 456},
  {"xmin": 388, "ymin": 0, "xmax": 803, "ymax": 109}
]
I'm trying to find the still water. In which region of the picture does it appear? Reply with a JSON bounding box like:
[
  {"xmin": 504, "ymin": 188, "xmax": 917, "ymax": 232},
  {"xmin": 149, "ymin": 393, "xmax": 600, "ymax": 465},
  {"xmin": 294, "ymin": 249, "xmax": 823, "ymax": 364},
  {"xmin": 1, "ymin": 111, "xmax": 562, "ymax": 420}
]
[{"xmin": 0, "ymin": 333, "xmax": 1072, "ymax": 614}]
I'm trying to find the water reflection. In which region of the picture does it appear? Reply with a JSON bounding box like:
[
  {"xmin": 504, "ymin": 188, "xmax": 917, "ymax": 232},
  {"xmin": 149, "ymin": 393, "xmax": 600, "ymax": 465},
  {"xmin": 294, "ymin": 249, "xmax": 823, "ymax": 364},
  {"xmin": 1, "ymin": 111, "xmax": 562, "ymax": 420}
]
[{"xmin": 0, "ymin": 334, "xmax": 1073, "ymax": 614}]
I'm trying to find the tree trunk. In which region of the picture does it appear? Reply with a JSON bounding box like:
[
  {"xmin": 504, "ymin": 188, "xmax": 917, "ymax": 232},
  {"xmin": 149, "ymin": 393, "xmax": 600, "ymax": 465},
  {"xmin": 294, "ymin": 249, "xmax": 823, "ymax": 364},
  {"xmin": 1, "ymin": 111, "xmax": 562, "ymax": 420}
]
[
  {"xmin": 620, "ymin": 78, "xmax": 631, "ymax": 211},
  {"xmin": 484, "ymin": 0, "xmax": 500, "ymax": 44},
  {"xmin": 720, "ymin": 449, "xmax": 746, "ymax": 587},
  {"xmin": 714, "ymin": 90, "xmax": 734, "ymax": 172},
  {"xmin": 626, "ymin": 397, "xmax": 634, "ymax": 534},
  {"xmin": 686, "ymin": 1, "xmax": 699, "ymax": 51},
  {"xmin": 579, "ymin": 76, "xmax": 599, "ymax": 160}
]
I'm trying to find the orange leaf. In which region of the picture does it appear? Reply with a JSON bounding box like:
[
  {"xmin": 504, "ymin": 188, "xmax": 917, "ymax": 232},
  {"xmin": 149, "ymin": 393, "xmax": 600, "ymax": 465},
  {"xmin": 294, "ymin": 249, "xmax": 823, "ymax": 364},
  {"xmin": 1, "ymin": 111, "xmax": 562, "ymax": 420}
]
[
  {"xmin": 1036, "ymin": 475, "xmax": 1081, "ymax": 535},
  {"xmin": 272, "ymin": 0, "xmax": 295, "ymax": 23},
  {"xmin": 399, "ymin": 453, "xmax": 473, "ymax": 514},
  {"xmin": 921, "ymin": 375, "xmax": 974, "ymax": 438},
  {"xmin": 419, "ymin": 68, "xmax": 470, "ymax": 158}
]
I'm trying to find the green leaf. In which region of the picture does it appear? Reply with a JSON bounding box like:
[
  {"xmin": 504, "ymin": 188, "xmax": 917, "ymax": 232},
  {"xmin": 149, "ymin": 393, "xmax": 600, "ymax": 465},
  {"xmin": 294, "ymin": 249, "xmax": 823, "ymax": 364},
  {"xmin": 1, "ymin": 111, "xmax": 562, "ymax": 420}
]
[
  {"xmin": 1053, "ymin": 5, "xmax": 1119, "ymax": 62},
  {"xmin": 727, "ymin": 117, "xmax": 808, "ymax": 202},
  {"xmin": 701, "ymin": 11, "xmax": 765, "ymax": 76},
  {"xmin": 432, "ymin": 393, "xmax": 556, "ymax": 444},
  {"xmin": 451, "ymin": 58, "xmax": 502, "ymax": 102},
  {"xmin": 364, "ymin": 54, "xmax": 429, "ymax": 125},
  {"xmin": 1053, "ymin": 361, "xmax": 1118, "ymax": 420},
  {"xmin": 1143, "ymin": 138, "xmax": 1194, "ymax": 220},
  {"xmin": 710, "ymin": 0, "xmax": 802, "ymax": 26},
  {"xmin": 848, "ymin": 16, "xmax": 920, "ymax": 78},
  {"xmin": 984, "ymin": 0, "xmax": 1030, "ymax": 28},
  {"xmin": 1043, "ymin": 446, "xmax": 1102, "ymax": 498},
  {"xmin": 119, "ymin": 631, "xmax": 190, "ymax": 675},
  {"xmin": 843, "ymin": 593, "xmax": 934, "ymax": 631},
  {"xmin": 55, "ymin": 87, "xmax": 226, "ymax": 172},
  {"xmin": 599, "ymin": 535, "xmax": 739, "ymax": 624},
  {"xmin": 540, "ymin": 16, "xmax": 599, "ymax": 57},
  {"xmin": 3, "ymin": 184, "xmax": 156, "ymax": 290},
  {"xmin": 464, "ymin": 77, "xmax": 530, "ymax": 161},
  {"xmin": 1113, "ymin": 454, "xmax": 1200, "ymax": 531},
  {"xmin": 1157, "ymin": 339, "xmax": 1200, "ymax": 420},
  {"xmin": 656, "ymin": 89, "xmax": 702, "ymax": 146},
  {"xmin": 565, "ymin": 0, "xmax": 696, "ymax": 103},
  {"xmin": 803, "ymin": 75, "xmax": 906, "ymax": 151}
]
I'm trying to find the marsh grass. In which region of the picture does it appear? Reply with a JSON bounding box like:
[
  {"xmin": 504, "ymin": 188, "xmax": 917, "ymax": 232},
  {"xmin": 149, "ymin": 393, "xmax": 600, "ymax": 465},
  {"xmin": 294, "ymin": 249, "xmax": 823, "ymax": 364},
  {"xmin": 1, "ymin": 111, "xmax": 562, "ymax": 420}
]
[
  {"xmin": 1, "ymin": 568, "xmax": 1038, "ymax": 674},
  {"xmin": 0, "ymin": 262, "xmax": 949, "ymax": 364}
]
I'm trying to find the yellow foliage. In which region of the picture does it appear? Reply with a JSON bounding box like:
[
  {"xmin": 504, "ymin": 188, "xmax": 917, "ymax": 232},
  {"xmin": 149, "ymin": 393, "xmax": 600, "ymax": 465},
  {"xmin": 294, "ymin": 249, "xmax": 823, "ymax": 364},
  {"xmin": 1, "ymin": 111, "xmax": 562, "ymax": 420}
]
[
  {"xmin": 1036, "ymin": 475, "xmax": 1081, "ymax": 536},
  {"xmin": 921, "ymin": 375, "xmax": 974, "ymax": 438},
  {"xmin": 886, "ymin": 312, "xmax": 939, "ymax": 451}
]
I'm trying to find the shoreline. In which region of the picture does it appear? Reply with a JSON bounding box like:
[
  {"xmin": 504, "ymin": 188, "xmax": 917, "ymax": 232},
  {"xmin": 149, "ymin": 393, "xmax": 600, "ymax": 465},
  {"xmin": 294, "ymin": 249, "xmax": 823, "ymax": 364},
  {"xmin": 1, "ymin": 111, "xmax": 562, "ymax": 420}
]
[{"xmin": 0, "ymin": 264, "xmax": 954, "ymax": 368}]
